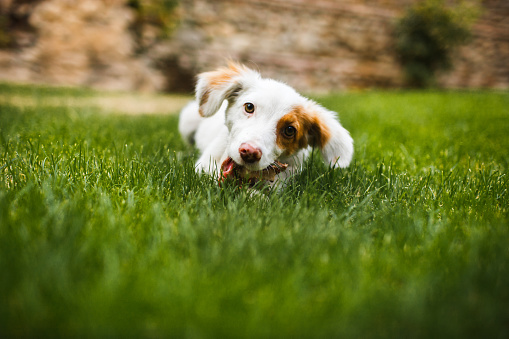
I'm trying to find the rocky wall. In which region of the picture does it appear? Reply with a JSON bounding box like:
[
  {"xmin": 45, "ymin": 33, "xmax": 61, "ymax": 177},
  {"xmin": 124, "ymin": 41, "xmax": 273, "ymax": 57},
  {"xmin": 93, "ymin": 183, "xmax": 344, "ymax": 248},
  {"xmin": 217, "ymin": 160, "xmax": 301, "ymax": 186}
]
[
  {"xmin": 167, "ymin": 0, "xmax": 509, "ymax": 92},
  {"xmin": 0, "ymin": 0, "xmax": 508, "ymax": 93},
  {"xmin": 0, "ymin": 0, "xmax": 164, "ymax": 91}
]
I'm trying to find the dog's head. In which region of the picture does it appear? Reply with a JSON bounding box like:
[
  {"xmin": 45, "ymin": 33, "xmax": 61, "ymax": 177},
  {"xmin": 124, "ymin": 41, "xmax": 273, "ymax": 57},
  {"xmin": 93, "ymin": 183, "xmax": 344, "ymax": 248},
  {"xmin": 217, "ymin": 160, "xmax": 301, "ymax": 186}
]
[{"xmin": 196, "ymin": 62, "xmax": 353, "ymax": 172}]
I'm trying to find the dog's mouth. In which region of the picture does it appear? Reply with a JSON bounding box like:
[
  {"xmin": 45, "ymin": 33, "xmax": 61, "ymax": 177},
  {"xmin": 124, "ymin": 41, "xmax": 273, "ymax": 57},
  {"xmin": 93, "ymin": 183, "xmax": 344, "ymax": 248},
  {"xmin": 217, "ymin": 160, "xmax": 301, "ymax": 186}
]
[{"xmin": 220, "ymin": 157, "xmax": 288, "ymax": 185}]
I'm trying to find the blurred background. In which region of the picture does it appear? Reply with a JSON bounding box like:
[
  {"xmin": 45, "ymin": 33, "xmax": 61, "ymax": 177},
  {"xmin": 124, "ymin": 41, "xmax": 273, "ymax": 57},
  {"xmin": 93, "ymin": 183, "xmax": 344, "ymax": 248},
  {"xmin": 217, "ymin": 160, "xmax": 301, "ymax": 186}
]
[{"xmin": 0, "ymin": 0, "xmax": 507, "ymax": 94}]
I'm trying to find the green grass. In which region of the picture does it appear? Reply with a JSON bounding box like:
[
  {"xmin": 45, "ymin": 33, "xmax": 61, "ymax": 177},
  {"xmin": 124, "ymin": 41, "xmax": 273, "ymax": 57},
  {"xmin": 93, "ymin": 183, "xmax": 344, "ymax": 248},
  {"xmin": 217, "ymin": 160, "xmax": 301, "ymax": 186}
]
[{"xmin": 1, "ymin": 84, "xmax": 508, "ymax": 338}]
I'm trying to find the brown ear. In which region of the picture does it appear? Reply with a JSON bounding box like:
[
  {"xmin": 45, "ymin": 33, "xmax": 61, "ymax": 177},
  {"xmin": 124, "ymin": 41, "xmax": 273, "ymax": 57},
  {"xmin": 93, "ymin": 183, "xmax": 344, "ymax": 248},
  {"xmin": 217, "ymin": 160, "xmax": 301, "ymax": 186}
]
[
  {"xmin": 310, "ymin": 103, "xmax": 354, "ymax": 168},
  {"xmin": 307, "ymin": 111, "xmax": 332, "ymax": 150},
  {"xmin": 196, "ymin": 62, "xmax": 259, "ymax": 117}
]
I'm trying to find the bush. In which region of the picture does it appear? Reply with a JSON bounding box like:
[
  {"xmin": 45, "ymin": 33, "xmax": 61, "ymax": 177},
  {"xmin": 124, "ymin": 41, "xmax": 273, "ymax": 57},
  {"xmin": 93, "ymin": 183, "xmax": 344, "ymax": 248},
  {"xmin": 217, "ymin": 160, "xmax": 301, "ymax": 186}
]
[
  {"xmin": 128, "ymin": 0, "xmax": 180, "ymax": 50},
  {"xmin": 395, "ymin": 0, "xmax": 480, "ymax": 87}
]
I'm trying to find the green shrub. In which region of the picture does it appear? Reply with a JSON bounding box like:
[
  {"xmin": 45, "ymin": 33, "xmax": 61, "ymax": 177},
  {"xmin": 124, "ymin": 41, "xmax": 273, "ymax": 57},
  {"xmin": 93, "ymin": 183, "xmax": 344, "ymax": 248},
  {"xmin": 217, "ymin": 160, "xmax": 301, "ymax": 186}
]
[
  {"xmin": 395, "ymin": 0, "xmax": 480, "ymax": 87},
  {"xmin": 128, "ymin": 0, "xmax": 180, "ymax": 49}
]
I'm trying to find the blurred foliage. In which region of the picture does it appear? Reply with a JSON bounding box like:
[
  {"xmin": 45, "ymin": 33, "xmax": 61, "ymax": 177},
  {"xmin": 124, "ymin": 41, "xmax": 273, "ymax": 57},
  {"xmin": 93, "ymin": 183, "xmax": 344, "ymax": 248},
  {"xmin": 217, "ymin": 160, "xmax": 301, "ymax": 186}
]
[
  {"xmin": 0, "ymin": 0, "xmax": 45, "ymax": 49},
  {"xmin": 395, "ymin": 0, "xmax": 481, "ymax": 87},
  {"xmin": 128, "ymin": 0, "xmax": 180, "ymax": 50}
]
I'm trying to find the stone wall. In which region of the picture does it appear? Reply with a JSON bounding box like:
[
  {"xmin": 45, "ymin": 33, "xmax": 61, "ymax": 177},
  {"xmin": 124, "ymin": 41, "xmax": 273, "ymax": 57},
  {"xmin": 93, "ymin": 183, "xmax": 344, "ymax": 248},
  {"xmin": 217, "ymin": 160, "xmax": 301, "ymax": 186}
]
[
  {"xmin": 166, "ymin": 0, "xmax": 409, "ymax": 92},
  {"xmin": 0, "ymin": 0, "xmax": 508, "ymax": 93},
  {"xmin": 0, "ymin": 0, "xmax": 164, "ymax": 91},
  {"xmin": 167, "ymin": 0, "xmax": 509, "ymax": 92}
]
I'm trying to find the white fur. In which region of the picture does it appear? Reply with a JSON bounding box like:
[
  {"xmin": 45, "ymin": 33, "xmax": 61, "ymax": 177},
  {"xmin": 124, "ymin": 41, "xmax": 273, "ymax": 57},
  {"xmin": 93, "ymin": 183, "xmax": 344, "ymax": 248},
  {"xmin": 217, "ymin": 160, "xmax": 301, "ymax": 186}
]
[{"xmin": 179, "ymin": 64, "xmax": 354, "ymax": 184}]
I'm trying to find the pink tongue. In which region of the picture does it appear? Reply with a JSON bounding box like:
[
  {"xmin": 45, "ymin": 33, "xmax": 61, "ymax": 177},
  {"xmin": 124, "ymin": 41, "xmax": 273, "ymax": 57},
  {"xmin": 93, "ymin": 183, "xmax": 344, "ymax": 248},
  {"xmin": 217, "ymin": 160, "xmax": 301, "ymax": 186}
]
[{"xmin": 221, "ymin": 158, "xmax": 235, "ymax": 178}]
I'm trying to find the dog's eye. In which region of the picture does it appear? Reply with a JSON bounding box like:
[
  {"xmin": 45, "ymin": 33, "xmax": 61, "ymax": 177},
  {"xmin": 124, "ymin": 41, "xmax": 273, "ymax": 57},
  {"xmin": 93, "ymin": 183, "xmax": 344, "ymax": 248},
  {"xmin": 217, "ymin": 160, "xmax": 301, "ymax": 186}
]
[
  {"xmin": 244, "ymin": 102, "xmax": 255, "ymax": 114},
  {"xmin": 283, "ymin": 126, "xmax": 296, "ymax": 138}
]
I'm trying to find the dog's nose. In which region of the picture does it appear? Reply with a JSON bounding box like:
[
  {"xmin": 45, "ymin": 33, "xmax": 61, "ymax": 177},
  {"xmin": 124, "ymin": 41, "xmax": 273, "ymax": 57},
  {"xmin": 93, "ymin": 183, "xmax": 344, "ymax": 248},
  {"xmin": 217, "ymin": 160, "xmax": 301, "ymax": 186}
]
[{"xmin": 239, "ymin": 143, "xmax": 262, "ymax": 163}]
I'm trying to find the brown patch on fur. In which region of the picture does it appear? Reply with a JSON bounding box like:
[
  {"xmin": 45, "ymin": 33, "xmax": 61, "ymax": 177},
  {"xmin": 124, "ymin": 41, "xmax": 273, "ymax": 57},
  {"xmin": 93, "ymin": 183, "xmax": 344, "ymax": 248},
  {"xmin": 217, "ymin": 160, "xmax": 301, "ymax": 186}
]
[
  {"xmin": 276, "ymin": 105, "xmax": 331, "ymax": 156},
  {"xmin": 205, "ymin": 62, "xmax": 249, "ymax": 89},
  {"xmin": 198, "ymin": 88, "xmax": 210, "ymax": 116}
]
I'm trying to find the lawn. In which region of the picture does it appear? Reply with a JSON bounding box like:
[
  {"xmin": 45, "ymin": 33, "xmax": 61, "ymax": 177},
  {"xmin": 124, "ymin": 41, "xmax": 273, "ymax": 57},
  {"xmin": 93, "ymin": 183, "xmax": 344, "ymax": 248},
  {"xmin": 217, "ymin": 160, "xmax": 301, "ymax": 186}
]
[{"xmin": 1, "ymin": 83, "xmax": 508, "ymax": 338}]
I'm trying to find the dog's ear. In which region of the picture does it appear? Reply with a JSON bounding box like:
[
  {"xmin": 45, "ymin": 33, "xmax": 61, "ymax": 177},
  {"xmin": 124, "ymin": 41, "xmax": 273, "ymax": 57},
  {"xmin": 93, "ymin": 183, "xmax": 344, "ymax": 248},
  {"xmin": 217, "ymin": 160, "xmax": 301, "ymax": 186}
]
[
  {"xmin": 307, "ymin": 103, "xmax": 354, "ymax": 168},
  {"xmin": 196, "ymin": 62, "xmax": 259, "ymax": 117}
]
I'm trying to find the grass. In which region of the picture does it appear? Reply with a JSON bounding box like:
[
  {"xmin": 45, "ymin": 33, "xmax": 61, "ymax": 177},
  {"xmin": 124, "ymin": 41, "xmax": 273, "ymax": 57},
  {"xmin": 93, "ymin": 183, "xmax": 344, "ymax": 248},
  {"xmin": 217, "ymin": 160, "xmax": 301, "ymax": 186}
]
[{"xmin": 0, "ymin": 83, "xmax": 508, "ymax": 338}]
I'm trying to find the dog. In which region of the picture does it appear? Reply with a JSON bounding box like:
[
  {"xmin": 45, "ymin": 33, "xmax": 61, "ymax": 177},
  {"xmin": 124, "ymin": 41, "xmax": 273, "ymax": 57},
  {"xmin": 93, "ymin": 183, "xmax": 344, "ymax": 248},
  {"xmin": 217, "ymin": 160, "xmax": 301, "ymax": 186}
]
[{"xmin": 179, "ymin": 62, "xmax": 353, "ymax": 186}]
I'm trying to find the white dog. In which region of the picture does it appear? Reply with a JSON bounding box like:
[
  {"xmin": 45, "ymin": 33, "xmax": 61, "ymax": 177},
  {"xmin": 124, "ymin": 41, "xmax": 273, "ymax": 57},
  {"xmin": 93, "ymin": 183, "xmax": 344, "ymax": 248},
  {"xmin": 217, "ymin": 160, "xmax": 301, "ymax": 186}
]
[{"xmin": 179, "ymin": 62, "xmax": 353, "ymax": 186}]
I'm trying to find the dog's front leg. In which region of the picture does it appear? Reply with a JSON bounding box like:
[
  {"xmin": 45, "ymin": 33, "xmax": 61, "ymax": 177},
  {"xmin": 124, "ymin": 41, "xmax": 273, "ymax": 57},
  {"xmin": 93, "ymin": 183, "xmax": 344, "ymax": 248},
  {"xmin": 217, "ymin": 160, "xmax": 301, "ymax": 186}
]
[{"xmin": 195, "ymin": 128, "xmax": 229, "ymax": 176}]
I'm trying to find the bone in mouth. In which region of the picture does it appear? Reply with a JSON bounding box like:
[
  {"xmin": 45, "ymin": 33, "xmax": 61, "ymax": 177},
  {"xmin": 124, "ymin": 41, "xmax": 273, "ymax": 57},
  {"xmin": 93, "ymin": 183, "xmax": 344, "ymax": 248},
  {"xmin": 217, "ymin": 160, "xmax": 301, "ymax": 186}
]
[{"xmin": 220, "ymin": 157, "xmax": 288, "ymax": 182}]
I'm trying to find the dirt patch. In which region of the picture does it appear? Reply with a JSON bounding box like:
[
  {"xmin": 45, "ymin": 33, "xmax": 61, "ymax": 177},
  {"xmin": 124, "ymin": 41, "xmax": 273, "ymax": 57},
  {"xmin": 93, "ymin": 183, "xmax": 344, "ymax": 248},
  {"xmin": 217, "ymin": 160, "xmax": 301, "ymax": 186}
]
[{"xmin": 0, "ymin": 92, "xmax": 192, "ymax": 115}]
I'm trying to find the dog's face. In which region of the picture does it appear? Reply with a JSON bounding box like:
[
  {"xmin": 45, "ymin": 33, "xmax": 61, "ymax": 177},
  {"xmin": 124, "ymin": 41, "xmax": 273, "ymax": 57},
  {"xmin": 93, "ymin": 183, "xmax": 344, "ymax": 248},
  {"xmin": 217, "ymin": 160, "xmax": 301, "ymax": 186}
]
[{"xmin": 196, "ymin": 63, "xmax": 354, "ymax": 172}]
